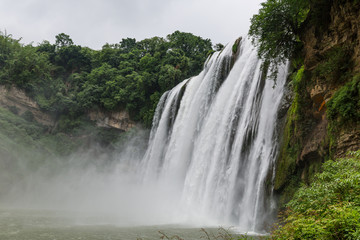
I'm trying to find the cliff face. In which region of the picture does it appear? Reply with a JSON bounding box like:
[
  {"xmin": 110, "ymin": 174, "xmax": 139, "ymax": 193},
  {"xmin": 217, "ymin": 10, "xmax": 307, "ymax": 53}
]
[
  {"xmin": 274, "ymin": 0, "xmax": 360, "ymax": 200},
  {"xmin": 0, "ymin": 86, "xmax": 55, "ymax": 127},
  {"xmin": 300, "ymin": 1, "xmax": 360, "ymax": 162},
  {"xmin": 303, "ymin": 1, "xmax": 360, "ymax": 71},
  {"xmin": 304, "ymin": 0, "xmax": 360, "ymax": 153},
  {"xmin": 301, "ymin": 0, "xmax": 360, "ymax": 158},
  {"xmin": 0, "ymin": 85, "xmax": 135, "ymax": 132},
  {"xmin": 87, "ymin": 109, "xmax": 135, "ymax": 132}
]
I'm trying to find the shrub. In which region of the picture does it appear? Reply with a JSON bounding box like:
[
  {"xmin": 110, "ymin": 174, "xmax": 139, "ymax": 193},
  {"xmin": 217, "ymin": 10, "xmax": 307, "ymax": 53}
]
[
  {"xmin": 272, "ymin": 151, "xmax": 360, "ymax": 239},
  {"xmin": 8, "ymin": 105, "xmax": 19, "ymax": 115},
  {"xmin": 314, "ymin": 45, "xmax": 353, "ymax": 85},
  {"xmin": 21, "ymin": 110, "xmax": 35, "ymax": 122},
  {"xmin": 327, "ymin": 74, "xmax": 360, "ymax": 123}
]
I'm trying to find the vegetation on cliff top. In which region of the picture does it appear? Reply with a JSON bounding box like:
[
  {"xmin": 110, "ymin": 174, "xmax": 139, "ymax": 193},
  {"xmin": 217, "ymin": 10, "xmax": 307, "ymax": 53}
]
[
  {"xmin": 248, "ymin": 0, "xmax": 309, "ymax": 76},
  {"xmin": 0, "ymin": 30, "xmax": 214, "ymax": 127}
]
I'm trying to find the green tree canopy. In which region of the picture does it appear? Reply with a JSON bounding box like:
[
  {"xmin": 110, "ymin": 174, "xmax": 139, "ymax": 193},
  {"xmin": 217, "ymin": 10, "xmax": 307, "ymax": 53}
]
[
  {"xmin": 0, "ymin": 30, "xmax": 214, "ymax": 127},
  {"xmin": 249, "ymin": 0, "xmax": 310, "ymax": 70},
  {"xmin": 55, "ymin": 33, "xmax": 74, "ymax": 48}
]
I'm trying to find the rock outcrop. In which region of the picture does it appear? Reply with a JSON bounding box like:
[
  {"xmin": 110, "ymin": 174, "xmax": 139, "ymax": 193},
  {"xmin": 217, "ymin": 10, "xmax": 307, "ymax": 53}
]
[
  {"xmin": 303, "ymin": 0, "xmax": 360, "ymax": 72},
  {"xmin": 0, "ymin": 85, "xmax": 135, "ymax": 132},
  {"xmin": 0, "ymin": 85, "xmax": 55, "ymax": 127},
  {"xmin": 87, "ymin": 109, "xmax": 135, "ymax": 132},
  {"xmin": 335, "ymin": 128, "xmax": 360, "ymax": 158}
]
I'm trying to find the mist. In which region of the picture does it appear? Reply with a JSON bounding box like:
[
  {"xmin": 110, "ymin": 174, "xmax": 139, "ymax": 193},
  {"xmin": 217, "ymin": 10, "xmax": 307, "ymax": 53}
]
[{"xmin": 0, "ymin": 128, "xmax": 182, "ymax": 227}]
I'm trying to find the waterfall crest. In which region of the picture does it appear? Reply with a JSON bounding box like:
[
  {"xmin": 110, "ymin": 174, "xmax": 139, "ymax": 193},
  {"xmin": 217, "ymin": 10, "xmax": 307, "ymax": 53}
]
[{"xmin": 141, "ymin": 37, "xmax": 288, "ymax": 232}]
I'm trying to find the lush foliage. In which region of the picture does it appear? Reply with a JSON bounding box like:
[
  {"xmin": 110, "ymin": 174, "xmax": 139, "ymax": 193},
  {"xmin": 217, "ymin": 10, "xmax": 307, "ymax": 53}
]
[
  {"xmin": 249, "ymin": 0, "xmax": 310, "ymax": 75},
  {"xmin": 272, "ymin": 151, "xmax": 360, "ymax": 239},
  {"xmin": 0, "ymin": 31, "xmax": 213, "ymax": 127},
  {"xmin": 314, "ymin": 45, "xmax": 353, "ymax": 85},
  {"xmin": 327, "ymin": 74, "xmax": 360, "ymax": 123}
]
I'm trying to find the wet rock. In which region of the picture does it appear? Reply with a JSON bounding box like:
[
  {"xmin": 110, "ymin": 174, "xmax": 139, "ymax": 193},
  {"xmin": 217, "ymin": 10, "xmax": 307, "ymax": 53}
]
[
  {"xmin": 335, "ymin": 129, "xmax": 360, "ymax": 158},
  {"xmin": 299, "ymin": 118, "xmax": 328, "ymax": 163}
]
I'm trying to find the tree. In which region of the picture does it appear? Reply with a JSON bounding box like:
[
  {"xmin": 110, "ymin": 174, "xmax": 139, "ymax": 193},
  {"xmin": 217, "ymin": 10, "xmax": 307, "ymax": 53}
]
[
  {"xmin": 97, "ymin": 43, "xmax": 121, "ymax": 68},
  {"xmin": 0, "ymin": 31, "xmax": 21, "ymax": 68},
  {"xmin": 54, "ymin": 45, "xmax": 93, "ymax": 73},
  {"xmin": 37, "ymin": 40, "xmax": 56, "ymax": 62},
  {"xmin": 119, "ymin": 38, "xmax": 137, "ymax": 53},
  {"xmin": 158, "ymin": 64, "xmax": 182, "ymax": 93},
  {"xmin": 78, "ymin": 63, "xmax": 122, "ymax": 110},
  {"xmin": 167, "ymin": 31, "xmax": 212, "ymax": 76},
  {"xmin": 139, "ymin": 53, "xmax": 158, "ymax": 73},
  {"xmin": 138, "ymin": 37, "xmax": 168, "ymax": 56},
  {"xmin": 0, "ymin": 42, "xmax": 51, "ymax": 89},
  {"xmin": 55, "ymin": 33, "xmax": 74, "ymax": 49},
  {"xmin": 249, "ymin": 0, "xmax": 310, "ymax": 71}
]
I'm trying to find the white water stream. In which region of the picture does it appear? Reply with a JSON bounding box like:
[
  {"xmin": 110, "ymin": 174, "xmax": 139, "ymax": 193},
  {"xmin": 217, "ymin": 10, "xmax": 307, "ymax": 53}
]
[{"xmin": 141, "ymin": 37, "xmax": 288, "ymax": 233}]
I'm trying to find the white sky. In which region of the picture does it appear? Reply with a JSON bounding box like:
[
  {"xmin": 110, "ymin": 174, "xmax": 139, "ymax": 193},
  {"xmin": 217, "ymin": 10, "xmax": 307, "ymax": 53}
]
[{"xmin": 0, "ymin": 0, "xmax": 264, "ymax": 49}]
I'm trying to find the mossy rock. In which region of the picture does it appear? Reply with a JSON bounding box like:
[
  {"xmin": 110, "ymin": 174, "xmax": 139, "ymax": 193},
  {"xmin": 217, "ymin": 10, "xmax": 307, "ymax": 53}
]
[{"xmin": 232, "ymin": 37, "xmax": 242, "ymax": 55}]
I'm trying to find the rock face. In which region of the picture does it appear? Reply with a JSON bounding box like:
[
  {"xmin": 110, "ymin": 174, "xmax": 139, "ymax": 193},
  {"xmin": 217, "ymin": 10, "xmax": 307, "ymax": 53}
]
[
  {"xmin": 335, "ymin": 128, "xmax": 360, "ymax": 158},
  {"xmin": 274, "ymin": 0, "xmax": 360, "ymax": 193},
  {"xmin": 299, "ymin": 118, "xmax": 328, "ymax": 163},
  {"xmin": 303, "ymin": 0, "xmax": 360, "ymax": 72},
  {"xmin": 0, "ymin": 85, "xmax": 55, "ymax": 127},
  {"xmin": 87, "ymin": 110, "xmax": 135, "ymax": 132},
  {"xmin": 300, "ymin": 0, "xmax": 360, "ymax": 160},
  {"xmin": 0, "ymin": 85, "xmax": 135, "ymax": 132}
]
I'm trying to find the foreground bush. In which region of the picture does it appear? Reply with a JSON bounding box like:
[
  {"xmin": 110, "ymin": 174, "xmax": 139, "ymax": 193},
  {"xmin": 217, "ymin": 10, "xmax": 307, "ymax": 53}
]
[{"xmin": 272, "ymin": 151, "xmax": 360, "ymax": 239}]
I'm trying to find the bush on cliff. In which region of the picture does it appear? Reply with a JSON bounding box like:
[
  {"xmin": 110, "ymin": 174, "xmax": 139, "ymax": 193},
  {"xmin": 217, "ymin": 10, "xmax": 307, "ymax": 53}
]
[{"xmin": 272, "ymin": 151, "xmax": 360, "ymax": 239}]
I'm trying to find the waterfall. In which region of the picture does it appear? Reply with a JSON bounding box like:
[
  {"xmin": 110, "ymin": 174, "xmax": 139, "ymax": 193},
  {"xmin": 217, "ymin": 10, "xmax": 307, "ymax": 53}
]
[{"xmin": 140, "ymin": 37, "xmax": 288, "ymax": 233}]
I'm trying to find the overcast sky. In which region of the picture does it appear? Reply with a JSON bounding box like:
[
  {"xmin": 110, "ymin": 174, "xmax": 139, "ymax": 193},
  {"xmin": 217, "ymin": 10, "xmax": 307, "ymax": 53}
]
[{"xmin": 0, "ymin": 0, "xmax": 264, "ymax": 49}]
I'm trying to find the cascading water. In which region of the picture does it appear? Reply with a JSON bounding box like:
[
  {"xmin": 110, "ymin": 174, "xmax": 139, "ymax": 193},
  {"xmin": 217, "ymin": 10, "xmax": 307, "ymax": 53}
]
[{"xmin": 140, "ymin": 37, "xmax": 288, "ymax": 233}]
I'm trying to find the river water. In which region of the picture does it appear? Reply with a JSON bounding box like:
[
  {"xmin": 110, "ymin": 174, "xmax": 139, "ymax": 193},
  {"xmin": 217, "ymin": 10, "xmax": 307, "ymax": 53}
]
[{"xmin": 0, "ymin": 209, "xmax": 264, "ymax": 240}]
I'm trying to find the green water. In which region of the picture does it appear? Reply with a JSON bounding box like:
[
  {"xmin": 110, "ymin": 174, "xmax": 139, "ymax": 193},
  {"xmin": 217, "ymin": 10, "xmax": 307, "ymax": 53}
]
[{"xmin": 0, "ymin": 209, "xmax": 253, "ymax": 240}]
